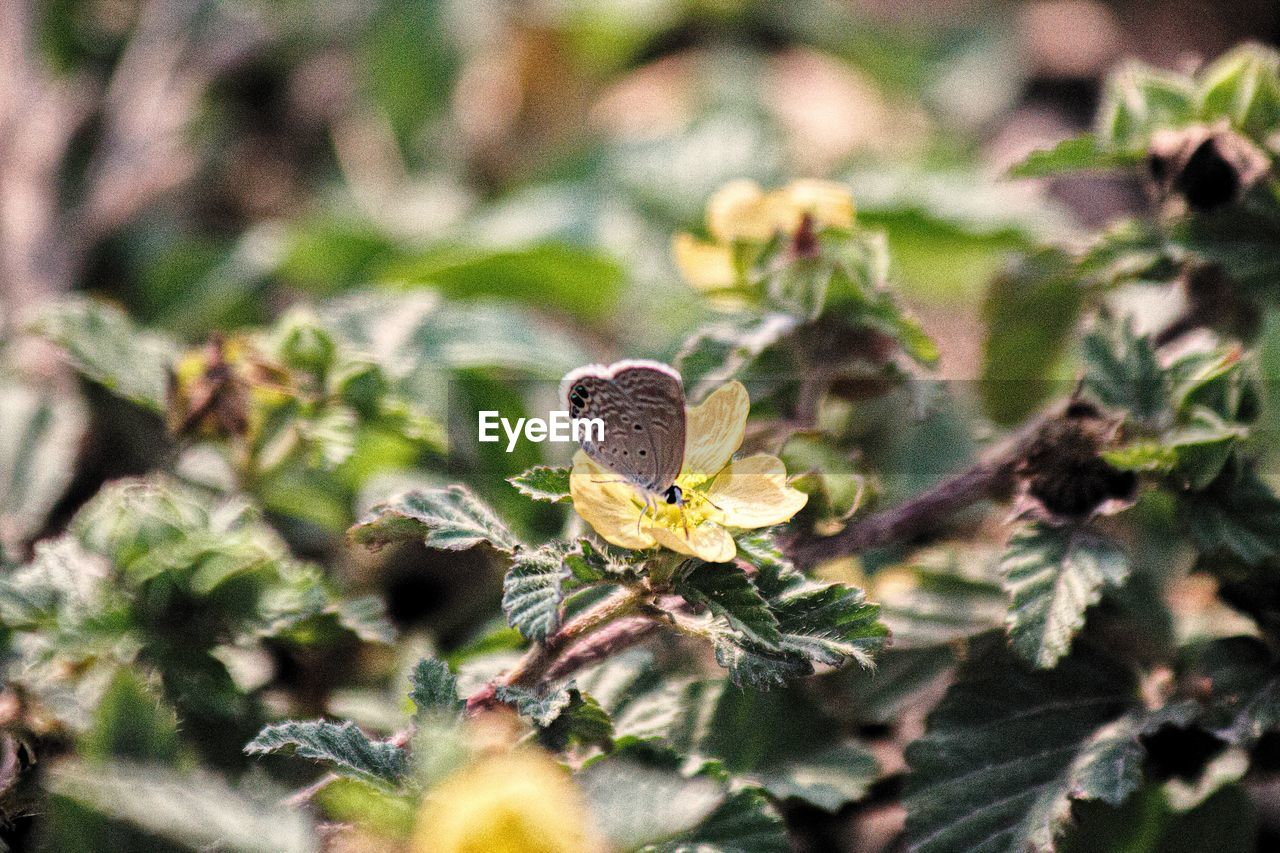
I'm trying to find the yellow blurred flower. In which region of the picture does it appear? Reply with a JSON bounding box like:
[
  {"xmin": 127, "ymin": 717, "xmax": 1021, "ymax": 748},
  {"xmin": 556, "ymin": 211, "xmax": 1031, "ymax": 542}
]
[
  {"xmin": 412, "ymin": 751, "xmax": 600, "ymax": 853},
  {"xmin": 569, "ymin": 381, "xmax": 808, "ymax": 563},
  {"xmin": 672, "ymin": 179, "xmax": 856, "ymax": 292}
]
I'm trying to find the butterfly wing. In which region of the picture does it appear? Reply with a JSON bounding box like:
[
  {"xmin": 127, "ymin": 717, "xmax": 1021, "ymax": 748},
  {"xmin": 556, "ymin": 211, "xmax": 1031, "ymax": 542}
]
[{"xmin": 563, "ymin": 361, "xmax": 686, "ymax": 493}]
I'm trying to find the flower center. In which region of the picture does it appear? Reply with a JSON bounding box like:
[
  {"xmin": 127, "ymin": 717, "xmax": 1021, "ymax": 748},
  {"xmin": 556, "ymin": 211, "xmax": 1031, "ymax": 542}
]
[{"xmin": 634, "ymin": 476, "xmax": 723, "ymax": 530}]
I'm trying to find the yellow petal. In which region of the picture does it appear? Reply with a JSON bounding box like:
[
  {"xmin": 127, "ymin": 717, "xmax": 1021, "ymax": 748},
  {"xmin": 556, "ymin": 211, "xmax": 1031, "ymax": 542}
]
[
  {"xmin": 672, "ymin": 233, "xmax": 737, "ymax": 291},
  {"xmin": 569, "ymin": 451, "xmax": 655, "ymax": 550},
  {"xmin": 413, "ymin": 751, "xmax": 599, "ymax": 853},
  {"xmin": 706, "ymin": 179, "xmax": 776, "ymax": 243},
  {"xmin": 681, "ymin": 381, "xmax": 750, "ymax": 482},
  {"xmin": 648, "ymin": 518, "xmax": 736, "ymax": 562},
  {"xmin": 707, "ymin": 453, "xmax": 809, "ymax": 529},
  {"xmin": 777, "ymin": 179, "xmax": 856, "ymax": 231}
]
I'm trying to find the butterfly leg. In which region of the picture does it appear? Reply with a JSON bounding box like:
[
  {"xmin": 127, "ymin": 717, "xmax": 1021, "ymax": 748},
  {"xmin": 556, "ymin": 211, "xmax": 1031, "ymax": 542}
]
[{"xmin": 635, "ymin": 493, "xmax": 653, "ymax": 536}]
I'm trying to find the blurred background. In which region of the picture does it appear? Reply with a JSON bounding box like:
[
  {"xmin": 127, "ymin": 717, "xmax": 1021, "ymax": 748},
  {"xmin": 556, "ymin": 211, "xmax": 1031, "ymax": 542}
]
[
  {"xmin": 2, "ymin": 0, "xmax": 1280, "ymax": 850},
  {"xmin": 6, "ymin": 0, "xmax": 1278, "ymax": 372}
]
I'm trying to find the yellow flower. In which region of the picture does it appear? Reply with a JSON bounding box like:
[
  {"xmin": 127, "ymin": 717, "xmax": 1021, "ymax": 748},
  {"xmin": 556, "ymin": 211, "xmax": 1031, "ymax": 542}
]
[
  {"xmin": 672, "ymin": 179, "xmax": 856, "ymax": 291},
  {"xmin": 412, "ymin": 751, "xmax": 600, "ymax": 853},
  {"xmin": 569, "ymin": 381, "xmax": 808, "ymax": 563}
]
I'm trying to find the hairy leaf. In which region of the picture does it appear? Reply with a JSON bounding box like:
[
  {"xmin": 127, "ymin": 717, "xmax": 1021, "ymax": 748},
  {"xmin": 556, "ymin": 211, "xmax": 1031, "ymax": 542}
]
[
  {"xmin": 653, "ymin": 787, "xmax": 789, "ymax": 853},
  {"xmin": 1081, "ymin": 322, "xmax": 1168, "ymax": 426},
  {"xmin": 508, "ymin": 466, "xmax": 572, "ymax": 503},
  {"xmin": 1178, "ymin": 462, "xmax": 1280, "ymax": 565},
  {"xmin": 246, "ymin": 721, "xmax": 407, "ymax": 787},
  {"xmin": 0, "ymin": 381, "xmax": 86, "ymax": 561},
  {"xmin": 496, "ymin": 683, "xmax": 614, "ymax": 750},
  {"xmin": 350, "ymin": 484, "xmax": 520, "ymax": 553},
  {"xmin": 904, "ymin": 635, "xmax": 1140, "ymax": 853},
  {"xmin": 676, "ymin": 313, "xmax": 799, "ymax": 403},
  {"xmin": 1000, "ymin": 523, "xmax": 1131, "ymax": 668},
  {"xmin": 33, "ymin": 297, "xmax": 179, "ymax": 412},
  {"xmin": 578, "ymin": 759, "xmax": 724, "ymax": 852},
  {"xmin": 677, "ymin": 561, "xmax": 782, "ymax": 648},
  {"xmin": 564, "ymin": 539, "xmax": 643, "ymax": 584},
  {"xmin": 502, "ymin": 542, "xmax": 572, "ymax": 641},
  {"xmin": 694, "ymin": 536, "xmax": 887, "ymax": 689},
  {"xmin": 875, "ymin": 549, "xmax": 1007, "ymax": 647},
  {"xmin": 408, "ymin": 658, "xmax": 463, "ymax": 718},
  {"xmin": 48, "ymin": 760, "xmax": 317, "ymax": 853}
]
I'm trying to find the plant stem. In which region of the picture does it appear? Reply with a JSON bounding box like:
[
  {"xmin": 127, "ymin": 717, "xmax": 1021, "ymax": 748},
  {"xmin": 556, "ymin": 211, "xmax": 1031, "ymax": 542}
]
[
  {"xmin": 497, "ymin": 585, "xmax": 647, "ymax": 690},
  {"xmin": 787, "ymin": 413, "xmax": 1049, "ymax": 568}
]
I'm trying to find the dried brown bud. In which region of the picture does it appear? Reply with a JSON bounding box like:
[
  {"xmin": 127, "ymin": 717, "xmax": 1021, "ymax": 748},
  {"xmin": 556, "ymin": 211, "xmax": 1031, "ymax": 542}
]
[
  {"xmin": 167, "ymin": 335, "xmax": 251, "ymax": 439},
  {"xmin": 1014, "ymin": 401, "xmax": 1136, "ymax": 522},
  {"xmin": 1147, "ymin": 123, "xmax": 1271, "ymax": 212}
]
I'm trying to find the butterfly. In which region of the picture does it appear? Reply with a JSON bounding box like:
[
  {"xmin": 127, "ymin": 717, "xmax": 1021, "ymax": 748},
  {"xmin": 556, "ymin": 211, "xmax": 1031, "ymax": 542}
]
[{"xmin": 560, "ymin": 360, "xmax": 689, "ymax": 527}]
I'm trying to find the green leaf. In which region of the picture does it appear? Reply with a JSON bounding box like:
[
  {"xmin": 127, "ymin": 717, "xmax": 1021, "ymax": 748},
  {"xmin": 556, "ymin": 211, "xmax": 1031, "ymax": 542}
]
[
  {"xmin": 1101, "ymin": 442, "xmax": 1179, "ymax": 474},
  {"xmin": 564, "ymin": 539, "xmax": 644, "ymax": 584},
  {"xmin": 33, "ymin": 297, "xmax": 179, "ymax": 411},
  {"xmin": 1183, "ymin": 636, "xmax": 1280, "ymax": 748},
  {"xmin": 580, "ymin": 650, "xmax": 878, "ymax": 813},
  {"xmin": 1196, "ymin": 44, "xmax": 1280, "ymax": 140},
  {"xmin": 676, "ymin": 561, "xmax": 782, "ymax": 648},
  {"xmin": 1178, "ymin": 198, "xmax": 1280, "ymax": 296},
  {"xmin": 1096, "ymin": 61, "xmax": 1197, "ymax": 150},
  {"xmin": 83, "ymin": 669, "xmax": 180, "ymax": 766},
  {"xmin": 1178, "ymin": 462, "xmax": 1280, "ymax": 565},
  {"xmin": 676, "ymin": 312, "xmax": 799, "ymax": 403},
  {"xmin": 315, "ymin": 777, "xmax": 417, "ymax": 842},
  {"xmin": 904, "ymin": 635, "xmax": 1139, "ymax": 853},
  {"xmin": 698, "ymin": 542, "xmax": 887, "ymax": 689},
  {"xmin": 350, "ymin": 484, "xmax": 520, "ymax": 553},
  {"xmin": 70, "ymin": 477, "xmax": 288, "ymax": 589},
  {"xmin": 321, "ymin": 291, "xmax": 590, "ymax": 382},
  {"xmin": 1008, "ymin": 134, "xmax": 1141, "ymax": 178},
  {"xmin": 245, "ymin": 721, "xmax": 408, "ymax": 787},
  {"xmin": 980, "ymin": 250, "xmax": 1082, "ymax": 425},
  {"xmin": 0, "ymin": 535, "xmax": 111, "ymax": 629},
  {"xmin": 508, "ymin": 466, "xmax": 572, "ymax": 503},
  {"xmin": 497, "ymin": 683, "xmax": 614, "ymax": 751},
  {"xmin": 1165, "ymin": 413, "xmax": 1246, "ymax": 490},
  {"xmin": 578, "ymin": 759, "xmax": 724, "ymax": 852},
  {"xmin": 653, "ymin": 787, "xmax": 789, "ymax": 853},
  {"xmin": 1063, "ymin": 783, "xmax": 1256, "ymax": 853},
  {"xmin": 875, "ymin": 549, "xmax": 1007, "ymax": 647},
  {"xmin": 330, "ymin": 595, "xmax": 397, "ymax": 644},
  {"xmin": 781, "ymin": 434, "xmax": 866, "ymax": 524},
  {"xmin": 502, "ymin": 542, "xmax": 571, "ymax": 641},
  {"xmin": 47, "ymin": 760, "xmax": 318, "ymax": 853},
  {"xmin": 756, "ymin": 741, "xmax": 878, "ymax": 813},
  {"xmin": 1000, "ymin": 523, "xmax": 1131, "ymax": 669},
  {"xmin": 383, "ymin": 243, "xmax": 625, "ymax": 322},
  {"xmin": 408, "ymin": 658, "xmax": 463, "ymax": 718},
  {"xmin": 1081, "ymin": 322, "xmax": 1169, "ymax": 425},
  {"xmin": 0, "ymin": 380, "xmax": 85, "ymax": 561}
]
